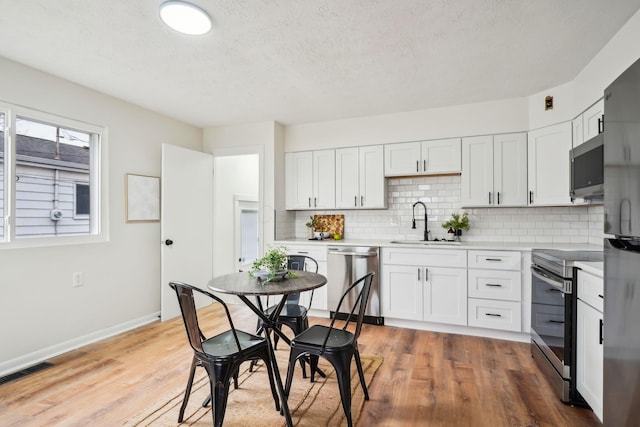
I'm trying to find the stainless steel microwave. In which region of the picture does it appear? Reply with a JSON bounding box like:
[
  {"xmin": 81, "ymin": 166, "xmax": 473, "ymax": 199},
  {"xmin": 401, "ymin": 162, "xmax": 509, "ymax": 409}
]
[{"xmin": 570, "ymin": 133, "xmax": 604, "ymax": 199}]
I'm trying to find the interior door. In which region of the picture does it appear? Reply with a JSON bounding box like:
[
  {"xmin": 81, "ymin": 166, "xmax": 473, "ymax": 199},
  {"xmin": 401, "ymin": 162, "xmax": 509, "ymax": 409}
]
[{"xmin": 160, "ymin": 144, "xmax": 213, "ymax": 321}]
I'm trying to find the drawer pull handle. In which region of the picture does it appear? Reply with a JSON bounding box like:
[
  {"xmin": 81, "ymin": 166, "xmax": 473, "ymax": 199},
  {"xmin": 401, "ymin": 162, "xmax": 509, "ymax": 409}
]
[
  {"xmin": 297, "ymin": 251, "xmax": 309, "ymax": 254},
  {"xmin": 485, "ymin": 313, "xmax": 502, "ymax": 317},
  {"xmin": 599, "ymin": 319, "xmax": 604, "ymax": 345},
  {"xmin": 598, "ymin": 294, "xmax": 604, "ymax": 299},
  {"xmin": 485, "ymin": 283, "xmax": 503, "ymax": 287},
  {"xmin": 548, "ymin": 320, "xmax": 565, "ymax": 324},
  {"xmin": 485, "ymin": 258, "xmax": 502, "ymax": 262}
]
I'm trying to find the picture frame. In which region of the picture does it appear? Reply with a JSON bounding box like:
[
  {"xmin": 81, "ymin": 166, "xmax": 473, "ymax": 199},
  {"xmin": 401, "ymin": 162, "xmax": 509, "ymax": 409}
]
[{"xmin": 126, "ymin": 173, "xmax": 160, "ymax": 223}]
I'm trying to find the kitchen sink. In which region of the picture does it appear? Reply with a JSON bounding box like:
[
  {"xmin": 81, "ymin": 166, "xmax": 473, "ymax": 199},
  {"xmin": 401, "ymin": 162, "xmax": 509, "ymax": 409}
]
[{"xmin": 389, "ymin": 240, "xmax": 462, "ymax": 246}]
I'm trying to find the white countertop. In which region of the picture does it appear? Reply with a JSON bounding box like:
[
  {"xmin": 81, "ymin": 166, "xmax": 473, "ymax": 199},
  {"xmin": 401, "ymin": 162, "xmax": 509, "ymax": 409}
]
[
  {"xmin": 575, "ymin": 261, "xmax": 604, "ymax": 277},
  {"xmin": 274, "ymin": 238, "xmax": 603, "ymax": 252}
]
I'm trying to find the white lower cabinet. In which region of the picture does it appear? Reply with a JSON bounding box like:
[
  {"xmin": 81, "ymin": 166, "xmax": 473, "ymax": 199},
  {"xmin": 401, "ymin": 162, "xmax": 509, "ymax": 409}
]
[
  {"xmin": 381, "ymin": 248, "xmax": 467, "ymax": 326},
  {"xmin": 467, "ymin": 250, "xmax": 523, "ymax": 332},
  {"xmin": 286, "ymin": 244, "xmax": 328, "ymax": 311},
  {"xmin": 576, "ymin": 269, "xmax": 603, "ymax": 422}
]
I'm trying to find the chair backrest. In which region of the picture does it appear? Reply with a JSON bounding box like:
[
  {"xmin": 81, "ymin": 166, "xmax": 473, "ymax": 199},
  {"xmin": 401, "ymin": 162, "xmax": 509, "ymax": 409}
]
[
  {"xmin": 286, "ymin": 255, "xmax": 319, "ymax": 305},
  {"xmin": 169, "ymin": 281, "xmax": 243, "ymax": 356},
  {"xmin": 323, "ymin": 272, "xmax": 375, "ymax": 348}
]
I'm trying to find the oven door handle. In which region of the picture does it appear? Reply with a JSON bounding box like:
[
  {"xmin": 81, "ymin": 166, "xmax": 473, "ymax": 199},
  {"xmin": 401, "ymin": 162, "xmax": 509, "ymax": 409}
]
[{"xmin": 531, "ymin": 265, "xmax": 572, "ymax": 293}]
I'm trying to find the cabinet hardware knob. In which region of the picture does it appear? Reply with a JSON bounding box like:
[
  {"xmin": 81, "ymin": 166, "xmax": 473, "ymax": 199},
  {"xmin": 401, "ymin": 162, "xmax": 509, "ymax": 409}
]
[
  {"xmin": 354, "ymin": 196, "xmax": 357, "ymax": 207},
  {"xmin": 308, "ymin": 197, "xmax": 311, "ymax": 208},
  {"xmin": 489, "ymin": 192, "xmax": 492, "ymax": 204},
  {"xmin": 314, "ymin": 197, "xmax": 317, "ymax": 207},
  {"xmin": 416, "ymin": 160, "xmax": 419, "ymax": 173},
  {"xmin": 423, "ymin": 159, "xmax": 426, "ymax": 172},
  {"xmin": 497, "ymin": 192, "xmax": 500, "ymax": 205},
  {"xmin": 599, "ymin": 318, "xmax": 604, "ymax": 344},
  {"xmin": 485, "ymin": 258, "xmax": 502, "ymax": 262},
  {"xmin": 164, "ymin": 239, "xmax": 174, "ymax": 246},
  {"xmin": 598, "ymin": 294, "xmax": 604, "ymax": 299},
  {"xmin": 529, "ymin": 191, "xmax": 534, "ymax": 204},
  {"xmin": 485, "ymin": 313, "xmax": 502, "ymax": 317},
  {"xmin": 486, "ymin": 283, "xmax": 503, "ymax": 287},
  {"xmin": 361, "ymin": 195, "xmax": 364, "ymax": 206}
]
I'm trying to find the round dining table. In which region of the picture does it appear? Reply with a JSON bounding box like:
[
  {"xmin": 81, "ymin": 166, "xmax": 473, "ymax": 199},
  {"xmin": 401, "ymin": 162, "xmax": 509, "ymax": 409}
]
[{"xmin": 208, "ymin": 270, "xmax": 327, "ymax": 427}]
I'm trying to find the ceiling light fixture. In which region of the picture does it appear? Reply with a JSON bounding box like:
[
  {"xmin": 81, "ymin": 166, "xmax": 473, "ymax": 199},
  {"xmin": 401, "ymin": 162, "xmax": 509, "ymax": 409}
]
[{"xmin": 159, "ymin": 1, "xmax": 212, "ymax": 36}]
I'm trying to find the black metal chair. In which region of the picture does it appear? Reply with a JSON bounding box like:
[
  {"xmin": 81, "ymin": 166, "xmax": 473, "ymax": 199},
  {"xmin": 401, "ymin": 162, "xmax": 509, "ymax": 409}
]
[
  {"xmin": 267, "ymin": 255, "xmax": 319, "ymax": 348},
  {"xmin": 283, "ymin": 272, "xmax": 375, "ymax": 427},
  {"xmin": 250, "ymin": 255, "xmax": 319, "ymax": 377},
  {"xmin": 169, "ymin": 281, "xmax": 280, "ymax": 427}
]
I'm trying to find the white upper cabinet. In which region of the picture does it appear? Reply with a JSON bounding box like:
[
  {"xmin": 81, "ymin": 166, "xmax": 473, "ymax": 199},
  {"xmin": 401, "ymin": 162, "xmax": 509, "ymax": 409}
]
[
  {"xmin": 285, "ymin": 150, "xmax": 335, "ymax": 210},
  {"xmin": 582, "ymin": 99, "xmax": 605, "ymax": 143},
  {"xmin": 461, "ymin": 135, "xmax": 493, "ymax": 206},
  {"xmin": 384, "ymin": 138, "xmax": 461, "ymax": 176},
  {"xmin": 336, "ymin": 145, "xmax": 386, "ymax": 209},
  {"xmin": 461, "ymin": 133, "xmax": 527, "ymax": 207},
  {"xmin": 573, "ymin": 98, "xmax": 604, "ymax": 148},
  {"xmin": 527, "ymin": 122, "xmax": 572, "ymax": 206},
  {"xmin": 494, "ymin": 133, "xmax": 528, "ymax": 206}
]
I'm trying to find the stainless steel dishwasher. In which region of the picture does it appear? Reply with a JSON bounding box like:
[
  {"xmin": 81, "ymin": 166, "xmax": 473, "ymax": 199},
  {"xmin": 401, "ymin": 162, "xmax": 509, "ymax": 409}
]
[{"xmin": 327, "ymin": 246, "xmax": 383, "ymax": 325}]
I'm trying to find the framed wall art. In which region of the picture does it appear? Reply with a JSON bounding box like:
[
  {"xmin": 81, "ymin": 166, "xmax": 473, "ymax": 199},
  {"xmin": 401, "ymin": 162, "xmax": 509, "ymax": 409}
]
[{"xmin": 126, "ymin": 173, "xmax": 160, "ymax": 223}]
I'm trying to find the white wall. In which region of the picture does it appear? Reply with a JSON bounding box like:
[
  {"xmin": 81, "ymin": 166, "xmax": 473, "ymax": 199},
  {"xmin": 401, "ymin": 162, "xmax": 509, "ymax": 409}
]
[
  {"xmin": 285, "ymin": 98, "xmax": 529, "ymax": 152},
  {"xmin": 0, "ymin": 57, "xmax": 202, "ymax": 374},
  {"xmin": 529, "ymin": 8, "xmax": 640, "ymax": 129},
  {"xmin": 212, "ymin": 154, "xmax": 259, "ymax": 277},
  {"xmin": 203, "ymin": 121, "xmax": 286, "ymax": 250}
]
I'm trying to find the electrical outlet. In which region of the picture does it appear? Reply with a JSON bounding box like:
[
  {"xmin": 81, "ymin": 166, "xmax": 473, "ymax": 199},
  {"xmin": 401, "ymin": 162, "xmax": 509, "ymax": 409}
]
[{"xmin": 72, "ymin": 272, "xmax": 84, "ymax": 287}]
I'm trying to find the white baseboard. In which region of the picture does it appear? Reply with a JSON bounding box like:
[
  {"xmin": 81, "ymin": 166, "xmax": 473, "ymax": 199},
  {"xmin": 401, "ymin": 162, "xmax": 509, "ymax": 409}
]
[
  {"xmin": 383, "ymin": 318, "xmax": 531, "ymax": 343},
  {"xmin": 0, "ymin": 312, "xmax": 160, "ymax": 378}
]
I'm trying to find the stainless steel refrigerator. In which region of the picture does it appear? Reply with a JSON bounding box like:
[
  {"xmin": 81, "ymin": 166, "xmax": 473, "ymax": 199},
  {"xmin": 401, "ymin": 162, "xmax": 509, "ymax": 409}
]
[{"xmin": 603, "ymin": 57, "xmax": 640, "ymax": 427}]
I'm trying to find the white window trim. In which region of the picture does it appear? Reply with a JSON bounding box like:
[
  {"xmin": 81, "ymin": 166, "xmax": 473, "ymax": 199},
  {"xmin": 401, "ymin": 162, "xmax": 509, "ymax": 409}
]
[{"xmin": 0, "ymin": 102, "xmax": 109, "ymax": 249}]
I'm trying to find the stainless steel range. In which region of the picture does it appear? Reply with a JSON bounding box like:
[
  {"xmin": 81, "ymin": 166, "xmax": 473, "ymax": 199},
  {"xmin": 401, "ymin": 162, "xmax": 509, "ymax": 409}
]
[{"xmin": 530, "ymin": 249, "xmax": 603, "ymax": 404}]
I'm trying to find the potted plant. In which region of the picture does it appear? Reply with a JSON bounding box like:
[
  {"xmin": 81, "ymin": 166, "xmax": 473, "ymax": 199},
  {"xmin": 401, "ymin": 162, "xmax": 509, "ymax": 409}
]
[
  {"xmin": 441, "ymin": 212, "xmax": 470, "ymax": 240},
  {"xmin": 250, "ymin": 246, "xmax": 289, "ymax": 282},
  {"xmin": 305, "ymin": 216, "xmax": 320, "ymax": 239}
]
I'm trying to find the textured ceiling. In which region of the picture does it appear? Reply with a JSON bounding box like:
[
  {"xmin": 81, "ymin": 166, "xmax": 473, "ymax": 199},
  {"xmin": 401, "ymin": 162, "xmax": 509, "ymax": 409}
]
[{"xmin": 0, "ymin": 0, "xmax": 639, "ymax": 127}]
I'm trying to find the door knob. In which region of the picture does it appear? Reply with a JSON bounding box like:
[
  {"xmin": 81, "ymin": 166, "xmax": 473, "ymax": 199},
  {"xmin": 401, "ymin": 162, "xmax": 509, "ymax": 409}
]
[{"xmin": 164, "ymin": 239, "xmax": 174, "ymax": 246}]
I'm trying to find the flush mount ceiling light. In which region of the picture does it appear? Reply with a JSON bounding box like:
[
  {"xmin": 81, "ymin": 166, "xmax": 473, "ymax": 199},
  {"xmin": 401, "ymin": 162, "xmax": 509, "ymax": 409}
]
[{"xmin": 159, "ymin": 1, "xmax": 212, "ymax": 35}]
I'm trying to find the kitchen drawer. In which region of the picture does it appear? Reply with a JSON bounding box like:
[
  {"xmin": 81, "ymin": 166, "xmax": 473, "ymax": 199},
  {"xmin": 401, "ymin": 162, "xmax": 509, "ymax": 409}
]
[
  {"xmin": 285, "ymin": 245, "xmax": 327, "ymax": 262},
  {"xmin": 467, "ymin": 250, "xmax": 521, "ymax": 270},
  {"xmin": 468, "ymin": 298, "xmax": 522, "ymax": 332},
  {"xmin": 382, "ymin": 247, "xmax": 466, "ymax": 268},
  {"xmin": 468, "ymin": 269, "xmax": 521, "ymax": 302},
  {"xmin": 578, "ymin": 270, "xmax": 603, "ymax": 312}
]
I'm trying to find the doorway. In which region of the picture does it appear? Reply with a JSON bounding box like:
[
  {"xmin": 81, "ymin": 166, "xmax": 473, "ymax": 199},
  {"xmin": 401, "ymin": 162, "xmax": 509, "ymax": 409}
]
[{"xmin": 212, "ymin": 152, "xmax": 260, "ymax": 279}]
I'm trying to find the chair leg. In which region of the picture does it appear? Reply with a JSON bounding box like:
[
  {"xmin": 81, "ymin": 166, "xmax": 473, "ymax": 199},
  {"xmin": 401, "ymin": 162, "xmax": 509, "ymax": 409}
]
[
  {"xmin": 327, "ymin": 352, "xmax": 355, "ymax": 427},
  {"xmin": 354, "ymin": 348, "xmax": 370, "ymax": 400},
  {"xmin": 209, "ymin": 366, "xmax": 234, "ymax": 427},
  {"xmin": 178, "ymin": 356, "xmax": 198, "ymax": 423},
  {"xmin": 309, "ymin": 355, "xmax": 319, "ymax": 383}
]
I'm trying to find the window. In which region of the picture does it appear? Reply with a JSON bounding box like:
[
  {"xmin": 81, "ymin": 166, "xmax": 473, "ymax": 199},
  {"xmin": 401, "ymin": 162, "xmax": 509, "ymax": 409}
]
[
  {"xmin": 0, "ymin": 103, "xmax": 104, "ymax": 246},
  {"xmin": 75, "ymin": 183, "xmax": 90, "ymax": 217}
]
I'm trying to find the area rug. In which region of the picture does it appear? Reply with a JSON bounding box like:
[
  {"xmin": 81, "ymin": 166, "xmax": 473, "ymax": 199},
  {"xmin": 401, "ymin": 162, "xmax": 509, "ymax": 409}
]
[{"xmin": 124, "ymin": 350, "xmax": 383, "ymax": 426}]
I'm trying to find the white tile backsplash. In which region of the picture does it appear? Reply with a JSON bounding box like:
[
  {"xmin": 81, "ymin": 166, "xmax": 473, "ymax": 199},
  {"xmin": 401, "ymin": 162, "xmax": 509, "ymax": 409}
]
[{"xmin": 294, "ymin": 175, "xmax": 605, "ymax": 245}]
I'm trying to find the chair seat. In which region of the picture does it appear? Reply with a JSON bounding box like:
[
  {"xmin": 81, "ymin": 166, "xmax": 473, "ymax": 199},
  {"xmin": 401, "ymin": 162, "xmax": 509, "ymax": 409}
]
[
  {"xmin": 202, "ymin": 330, "xmax": 266, "ymax": 357},
  {"xmin": 264, "ymin": 304, "xmax": 308, "ymax": 319},
  {"xmin": 292, "ymin": 325, "xmax": 355, "ymax": 350}
]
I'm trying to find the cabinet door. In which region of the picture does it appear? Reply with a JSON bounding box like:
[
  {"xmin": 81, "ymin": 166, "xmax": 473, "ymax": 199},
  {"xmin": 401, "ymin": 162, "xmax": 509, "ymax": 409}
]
[
  {"xmin": 359, "ymin": 145, "xmax": 386, "ymax": 208},
  {"xmin": 527, "ymin": 122, "xmax": 572, "ymax": 206},
  {"xmin": 583, "ymin": 99, "xmax": 604, "ymax": 143},
  {"xmin": 423, "ymin": 267, "xmax": 467, "ymax": 325},
  {"xmin": 421, "ymin": 138, "xmax": 461, "ymax": 174},
  {"xmin": 312, "ymin": 149, "xmax": 335, "ymax": 209},
  {"xmin": 285, "ymin": 151, "xmax": 313, "ymax": 209},
  {"xmin": 335, "ymin": 147, "xmax": 360, "ymax": 208},
  {"xmin": 384, "ymin": 142, "xmax": 421, "ymax": 176},
  {"xmin": 572, "ymin": 115, "xmax": 584, "ymax": 148},
  {"xmin": 461, "ymin": 135, "xmax": 494, "ymax": 206},
  {"xmin": 381, "ymin": 264, "xmax": 423, "ymax": 320},
  {"xmin": 309, "ymin": 261, "xmax": 328, "ymax": 310},
  {"xmin": 576, "ymin": 300, "xmax": 603, "ymax": 422},
  {"xmin": 493, "ymin": 133, "xmax": 528, "ymax": 206}
]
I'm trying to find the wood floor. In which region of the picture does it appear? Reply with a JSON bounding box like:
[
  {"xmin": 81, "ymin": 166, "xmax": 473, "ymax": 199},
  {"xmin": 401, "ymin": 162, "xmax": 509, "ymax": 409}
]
[{"xmin": 0, "ymin": 303, "xmax": 601, "ymax": 426}]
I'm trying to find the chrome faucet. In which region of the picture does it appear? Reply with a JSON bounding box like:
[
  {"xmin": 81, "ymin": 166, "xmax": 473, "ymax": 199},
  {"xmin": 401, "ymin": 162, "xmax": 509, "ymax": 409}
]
[{"xmin": 412, "ymin": 201, "xmax": 429, "ymax": 241}]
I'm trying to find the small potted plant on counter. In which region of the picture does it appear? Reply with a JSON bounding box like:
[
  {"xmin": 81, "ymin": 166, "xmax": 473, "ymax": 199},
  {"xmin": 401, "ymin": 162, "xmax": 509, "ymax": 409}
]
[
  {"xmin": 305, "ymin": 216, "xmax": 319, "ymax": 239},
  {"xmin": 250, "ymin": 246, "xmax": 290, "ymax": 283},
  {"xmin": 441, "ymin": 212, "xmax": 470, "ymax": 241}
]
